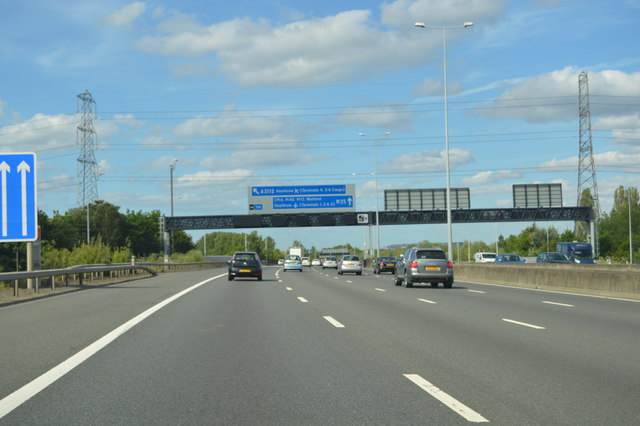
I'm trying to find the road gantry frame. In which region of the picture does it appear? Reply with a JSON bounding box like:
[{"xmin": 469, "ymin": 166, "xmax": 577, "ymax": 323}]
[
  {"xmin": 164, "ymin": 206, "xmax": 593, "ymax": 231},
  {"xmin": 162, "ymin": 206, "xmax": 594, "ymax": 255}
]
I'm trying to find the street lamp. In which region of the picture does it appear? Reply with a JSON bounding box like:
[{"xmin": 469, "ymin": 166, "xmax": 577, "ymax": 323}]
[
  {"xmin": 169, "ymin": 159, "xmax": 178, "ymax": 255},
  {"xmin": 415, "ymin": 21, "xmax": 473, "ymax": 261},
  {"xmin": 358, "ymin": 131, "xmax": 390, "ymax": 259},
  {"xmin": 169, "ymin": 159, "xmax": 178, "ymax": 217}
]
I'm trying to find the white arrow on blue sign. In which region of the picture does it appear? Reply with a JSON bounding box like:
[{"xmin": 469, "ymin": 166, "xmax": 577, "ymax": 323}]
[{"xmin": 0, "ymin": 153, "xmax": 38, "ymax": 241}]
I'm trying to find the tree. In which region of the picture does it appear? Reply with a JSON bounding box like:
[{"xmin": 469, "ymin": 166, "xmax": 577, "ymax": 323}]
[
  {"xmin": 599, "ymin": 186, "xmax": 639, "ymax": 261},
  {"xmin": 124, "ymin": 209, "xmax": 162, "ymax": 256},
  {"xmin": 48, "ymin": 209, "xmax": 85, "ymax": 250},
  {"xmin": 172, "ymin": 230, "xmax": 194, "ymax": 253},
  {"xmin": 90, "ymin": 200, "xmax": 126, "ymax": 248}
]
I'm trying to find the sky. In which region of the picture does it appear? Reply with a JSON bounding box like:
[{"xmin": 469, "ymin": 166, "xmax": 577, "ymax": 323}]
[{"xmin": 1, "ymin": 0, "xmax": 639, "ymax": 253}]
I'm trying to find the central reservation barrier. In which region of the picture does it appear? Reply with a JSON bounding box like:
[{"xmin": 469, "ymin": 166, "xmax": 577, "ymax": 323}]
[{"xmin": 454, "ymin": 263, "xmax": 640, "ymax": 300}]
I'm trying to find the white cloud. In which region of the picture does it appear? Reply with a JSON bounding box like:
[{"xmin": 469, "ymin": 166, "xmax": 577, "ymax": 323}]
[
  {"xmin": 132, "ymin": 9, "xmax": 438, "ymax": 86},
  {"xmin": 596, "ymin": 113, "xmax": 640, "ymax": 131},
  {"xmin": 177, "ymin": 169, "xmax": 255, "ymax": 189},
  {"xmin": 174, "ymin": 107, "xmax": 290, "ymax": 138},
  {"xmin": 384, "ymin": 147, "xmax": 472, "ymax": 173},
  {"xmin": 335, "ymin": 105, "xmax": 415, "ymax": 132},
  {"xmin": 380, "ymin": 0, "xmax": 505, "ymax": 28},
  {"xmin": 104, "ymin": 2, "xmax": 147, "ymax": 28},
  {"xmin": 476, "ymin": 67, "xmax": 640, "ymax": 123},
  {"xmin": 199, "ymin": 137, "xmax": 310, "ymax": 171},
  {"xmin": 0, "ymin": 113, "xmax": 77, "ymax": 151},
  {"xmin": 460, "ymin": 170, "xmax": 523, "ymax": 185},
  {"xmin": 540, "ymin": 150, "xmax": 640, "ymax": 168}
]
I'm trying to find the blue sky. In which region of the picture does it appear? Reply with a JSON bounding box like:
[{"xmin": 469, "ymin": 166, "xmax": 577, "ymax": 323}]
[{"xmin": 1, "ymin": 0, "xmax": 639, "ymax": 252}]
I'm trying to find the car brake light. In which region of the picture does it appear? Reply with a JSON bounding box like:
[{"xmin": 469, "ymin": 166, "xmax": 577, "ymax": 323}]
[
  {"xmin": 409, "ymin": 260, "xmax": 418, "ymax": 268},
  {"xmin": 447, "ymin": 261, "xmax": 453, "ymax": 269}
]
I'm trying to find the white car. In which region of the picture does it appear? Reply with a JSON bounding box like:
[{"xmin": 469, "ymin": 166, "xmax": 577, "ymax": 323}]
[
  {"xmin": 311, "ymin": 259, "xmax": 322, "ymax": 266},
  {"xmin": 301, "ymin": 257, "xmax": 311, "ymax": 267},
  {"xmin": 474, "ymin": 252, "xmax": 497, "ymax": 263},
  {"xmin": 322, "ymin": 256, "xmax": 338, "ymax": 269}
]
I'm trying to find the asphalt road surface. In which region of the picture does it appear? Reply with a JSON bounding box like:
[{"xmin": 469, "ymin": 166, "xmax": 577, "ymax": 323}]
[{"xmin": 1, "ymin": 266, "xmax": 638, "ymax": 425}]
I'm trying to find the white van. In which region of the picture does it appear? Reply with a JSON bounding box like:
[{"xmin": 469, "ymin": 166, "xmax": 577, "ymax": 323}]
[{"xmin": 475, "ymin": 252, "xmax": 497, "ymax": 263}]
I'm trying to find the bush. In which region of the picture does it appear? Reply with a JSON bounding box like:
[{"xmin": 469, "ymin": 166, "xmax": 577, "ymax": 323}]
[
  {"xmin": 112, "ymin": 246, "xmax": 133, "ymax": 264},
  {"xmin": 68, "ymin": 237, "xmax": 111, "ymax": 266},
  {"xmin": 170, "ymin": 249, "xmax": 204, "ymax": 263}
]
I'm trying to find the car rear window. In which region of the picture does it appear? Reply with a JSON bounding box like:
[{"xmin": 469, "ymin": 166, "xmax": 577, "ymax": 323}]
[
  {"xmin": 416, "ymin": 250, "xmax": 446, "ymax": 260},
  {"xmin": 343, "ymin": 255, "xmax": 359, "ymax": 261},
  {"xmin": 234, "ymin": 253, "xmax": 257, "ymax": 262}
]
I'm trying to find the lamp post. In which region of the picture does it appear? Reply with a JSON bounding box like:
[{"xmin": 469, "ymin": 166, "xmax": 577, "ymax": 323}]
[
  {"xmin": 629, "ymin": 192, "xmax": 633, "ymax": 264},
  {"xmin": 169, "ymin": 159, "xmax": 177, "ymax": 254},
  {"xmin": 169, "ymin": 159, "xmax": 178, "ymax": 217},
  {"xmin": 415, "ymin": 21, "xmax": 473, "ymax": 261},
  {"xmin": 358, "ymin": 131, "xmax": 390, "ymax": 259}
]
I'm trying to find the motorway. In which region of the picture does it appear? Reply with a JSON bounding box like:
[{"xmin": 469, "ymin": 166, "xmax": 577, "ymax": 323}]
[{"xmin": 0, "ymin": 266, "xmax": 638, "ymax": 425}]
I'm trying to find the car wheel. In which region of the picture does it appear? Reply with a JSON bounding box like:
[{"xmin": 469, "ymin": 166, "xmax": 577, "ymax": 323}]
[
  {"xmin": 228, "ymin": 275, "xmax": 234, "ymax": 281},
  {"xmin": 356, "ymin": 271, "xmax": 362, "ymax": 275},
  {"xmin": 394, "ymin": 276, "xmax": 402, "ymax": 286},
  {"xmin": 405, "ymin": 274, "xmax": 413, "ymax": 288},
  {"xmin": 299, "ymin": 269, "xmax": 303, "ymax": 272},
  {"xmin": 258, "ymin": 275, "xmax": 262, "ymax": 281},
  {"xmin": 430, "ymin": 282, "xmax": 438, "ymax": 288},
  {"xmin": 444, "ymin": 278, "xmax": 453, "ymax": 288}
]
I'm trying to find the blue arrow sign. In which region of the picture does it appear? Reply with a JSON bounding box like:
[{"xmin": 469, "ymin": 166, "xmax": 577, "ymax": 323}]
[
  {"xmin": 250, "ymin": 185, "xmax": 348, "ymax": 197},
  {"xmin": 0, "ymin": 153, "xmax": 37, "ymax": 241},
  {"xmin": 272, "ymin": 195, "xmax": 354, "ymax": 210}
]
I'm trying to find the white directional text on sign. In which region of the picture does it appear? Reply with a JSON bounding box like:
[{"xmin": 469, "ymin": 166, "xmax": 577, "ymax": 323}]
[{"xmin": 0, "ymin": 153, "xmax": 38, "ymax": 241}]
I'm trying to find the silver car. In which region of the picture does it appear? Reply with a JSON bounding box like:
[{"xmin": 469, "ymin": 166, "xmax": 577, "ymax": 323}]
[
  {"xmin": 322, "ymin": 256, "xmax": 338, "ymax": 269},
  {"xmin": 394, "ymin": 247, "xmax": 453, "ymax": 288},
  {"xmin": 337, "ymin": 255, "xmax": 362, "ymax": 275}
]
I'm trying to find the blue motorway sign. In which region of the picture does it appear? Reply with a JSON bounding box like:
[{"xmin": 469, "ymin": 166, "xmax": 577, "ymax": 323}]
[
  {"xmin": 272, "ymin": 195, "xmax": 353, "ymax": 210},
  {"xmin": 248, "ymin": 184, "xmax": 355, "ymax": 214},
  {"xmin": 250, "ymin": 185, "xmax": 348, "ymax": 197},
  {"xmin": 0, "ymin": 153, "xmax": 38, "ymax": 241}
]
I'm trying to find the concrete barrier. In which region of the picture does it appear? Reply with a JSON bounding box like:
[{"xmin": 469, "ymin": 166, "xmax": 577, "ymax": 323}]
[{"xmin": 455, "ymin": 263, "xmax": 640, "ymax": 300}]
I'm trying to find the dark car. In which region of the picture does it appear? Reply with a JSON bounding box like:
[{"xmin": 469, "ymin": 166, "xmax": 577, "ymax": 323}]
[
  {"xmin": 495, "ymin": 254, "xmax": 525, "ymax": 263},
  {"xmin": 374, "ymin": 256, "xmax": 397, "ymax": 274},
  {"xmin": 536, "ymin": 252, "xmax": 573, "ymax": 264},
  {"xmin": 228, "ymin": 252, "xmax": 262, "ymax": 281},
  {"xmin": 394, "ymin": 247, "xmax": 453, "ymax": 288}
]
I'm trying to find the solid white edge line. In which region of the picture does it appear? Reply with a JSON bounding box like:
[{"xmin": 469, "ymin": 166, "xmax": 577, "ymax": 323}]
[
  {"xmin": 418, "ymin": 298, "xmax": 437, "ymax": 304},
  {"xmin": 502, "ymin": 318, "xmax": 546, "ymax": 329},
  {"xmin": 323, "ymin": 316, "xmax": 345, "ymax": 328},
  {"xmin": 0, "ymin": 273, "xmax": 226, "ymax": 420},
  {"xmin": 467, "ymin": 289, "xmax": 486, "ymax": 294},
  {"xmin": 297, "ymin": 297, "xmax": 308, "ymax": 303},
  {"xmin": 404, "ymin": 374, "xmax": 489, "ymax": 423},
  {"xmin": 542, "ymin": 301, "xmax": 574, "ymax": 307}
]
